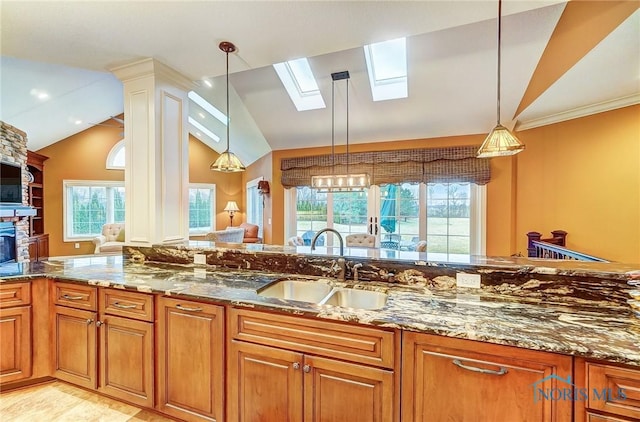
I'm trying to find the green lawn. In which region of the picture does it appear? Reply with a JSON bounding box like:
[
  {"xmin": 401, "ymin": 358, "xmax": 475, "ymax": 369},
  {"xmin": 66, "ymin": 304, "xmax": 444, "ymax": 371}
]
[{"xmin": 296, "ymin": 217, "xmax": 470, "ymax": 253}]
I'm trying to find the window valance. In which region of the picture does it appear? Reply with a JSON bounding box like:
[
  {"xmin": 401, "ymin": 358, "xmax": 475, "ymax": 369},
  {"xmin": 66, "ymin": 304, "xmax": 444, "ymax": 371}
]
[{"xmin": 280, "ymin": 145, "xmax": 490, "ymax": 188}]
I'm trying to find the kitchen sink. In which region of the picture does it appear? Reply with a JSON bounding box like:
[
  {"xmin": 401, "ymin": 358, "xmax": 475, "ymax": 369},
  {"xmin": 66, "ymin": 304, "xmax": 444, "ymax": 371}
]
[
  {"xmin": 258, "ymin": 279, "xmax": 333, "ymax": 303},
  {"xmin": 320, "ymin": 288, "xmax": 388, "ymax": 310}
]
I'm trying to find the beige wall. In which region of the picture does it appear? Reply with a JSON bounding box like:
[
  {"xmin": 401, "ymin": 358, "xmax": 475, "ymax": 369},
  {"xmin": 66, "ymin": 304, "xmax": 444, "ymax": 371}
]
[{"xmin": 39, "ymin": 129, "xmax": 243, "ymax": 256}]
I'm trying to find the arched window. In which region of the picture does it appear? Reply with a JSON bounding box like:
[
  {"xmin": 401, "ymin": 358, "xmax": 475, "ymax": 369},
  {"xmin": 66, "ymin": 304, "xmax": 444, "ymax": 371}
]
[{"xmin": 106, "ymin": 140, "xmax": 125, "ymax": 169}]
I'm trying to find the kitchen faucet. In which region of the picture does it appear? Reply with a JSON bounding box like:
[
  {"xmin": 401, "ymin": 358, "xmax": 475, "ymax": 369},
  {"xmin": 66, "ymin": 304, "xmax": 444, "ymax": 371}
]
[{"xmin": 311, "ymin": 228, "xmax": 345, "ymax": 281}]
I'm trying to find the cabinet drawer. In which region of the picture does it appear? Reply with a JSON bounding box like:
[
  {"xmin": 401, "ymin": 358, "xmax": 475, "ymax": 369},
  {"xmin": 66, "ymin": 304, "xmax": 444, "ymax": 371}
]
[
  {"xmin": 587, "ymin": 412, "xmax": 635, "ymax": 422},
  {"xmin": 229, "ymin": 308, "xmax": 395, "ymax": 369},
  {"xmin": 586, "ymin": 362, "xmax": 640, "ymax": 420},
  {"xmin": 0, "ymin": 283, "xmax": 31, "ymax": 308},
  {"xmin": 54, "ymin": 282, "xmax": 97, "ymax": 311},
  {"xmin": 100, "ymin": 289, "xmax": 154, "ymax": 322}
]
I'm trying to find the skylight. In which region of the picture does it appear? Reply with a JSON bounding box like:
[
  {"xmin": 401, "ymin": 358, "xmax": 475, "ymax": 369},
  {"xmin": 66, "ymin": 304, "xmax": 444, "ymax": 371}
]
[
  {"xmin": 188, "ymin": 116, "xmax": 220, "ymax": 142},
  {"xmin": 273, "ymin": 58, "xmax": 326, "ymax": 111},
  {"xmin": 363, "ymin": 37, "xmax": 408, "ymax": 101},
  {"xmin": 188, "ymin": 91, "xmax": 227, "ymax": 125}
]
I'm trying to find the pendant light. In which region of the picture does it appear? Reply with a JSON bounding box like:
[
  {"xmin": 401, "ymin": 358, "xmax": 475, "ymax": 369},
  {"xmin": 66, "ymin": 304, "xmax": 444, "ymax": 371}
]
[
  {"xmin": 211, "ymin": 41, "xmax": 246, "ymax": 172},
  {"xmin": 311, "ymin": 71, "xmax": 370, "ymax": 192},
  {"xmin": 477, "ymin": 0, "xmax": 525, "ymax": 158}
]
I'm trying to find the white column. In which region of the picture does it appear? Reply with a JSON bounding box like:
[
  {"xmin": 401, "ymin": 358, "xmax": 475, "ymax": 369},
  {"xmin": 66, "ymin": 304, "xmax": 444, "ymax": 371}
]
[{"xmin": 110, "ymin": 59, "xmax": 191, "ymax": 246}]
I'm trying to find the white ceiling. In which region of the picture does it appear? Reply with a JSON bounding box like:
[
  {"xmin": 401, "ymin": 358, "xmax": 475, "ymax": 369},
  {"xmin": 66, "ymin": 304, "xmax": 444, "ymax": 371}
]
[{"xmin": 1, "ymin": 1, "xmax": 638, "ymax": 165}]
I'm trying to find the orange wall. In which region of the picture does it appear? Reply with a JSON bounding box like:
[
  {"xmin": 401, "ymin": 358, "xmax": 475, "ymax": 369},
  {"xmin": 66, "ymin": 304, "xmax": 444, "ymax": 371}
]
[
  {"xmin": 39, "ymin": 129, "xmax": 243, "ymax": 256},
  {"xmin": 516, "ymin": 105, "xmax": 640, "ymax": 263},
  {"xmin": 269, "ymin": 135, "xmax": 516, "ymax": 257},
  {"xmin": 243, "ymin": 153, "xmax": 273, "ymax": 244},
  {"xmin": 189, "ymin": 136, "xmax": 244, "ymax": 232}
]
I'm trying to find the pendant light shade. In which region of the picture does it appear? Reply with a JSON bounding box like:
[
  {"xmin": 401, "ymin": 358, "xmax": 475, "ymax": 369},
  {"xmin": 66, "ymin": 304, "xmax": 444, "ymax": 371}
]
[
  {"xmin": 211, "ymin": 41, "xmax": 246, "ymax": 172},
  {"xmin": 310, "ymin": 71, "xmax": 370, "ymax": 193},
  {"xmin": 477, "ymin": 0, "xmax": 525, "ymax": 158}
]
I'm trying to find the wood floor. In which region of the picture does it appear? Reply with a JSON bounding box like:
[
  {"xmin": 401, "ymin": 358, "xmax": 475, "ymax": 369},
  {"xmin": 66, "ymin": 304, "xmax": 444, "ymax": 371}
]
[{"xmin": 0, "ymin": 381, "xmax": 178, "ymax": 421}]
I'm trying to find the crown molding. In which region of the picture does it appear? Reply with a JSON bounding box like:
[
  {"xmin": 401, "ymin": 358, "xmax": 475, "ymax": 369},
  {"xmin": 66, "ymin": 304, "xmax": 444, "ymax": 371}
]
[{"xmin": 516, "ymin": 94, "xmax": 640, "ymax": 131}]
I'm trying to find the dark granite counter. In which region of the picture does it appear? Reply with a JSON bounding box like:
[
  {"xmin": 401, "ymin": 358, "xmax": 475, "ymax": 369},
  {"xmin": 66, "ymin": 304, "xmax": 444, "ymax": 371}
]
[{"xmin": 2, "ymin": 249, "xmax": 639, "ymax": 367}]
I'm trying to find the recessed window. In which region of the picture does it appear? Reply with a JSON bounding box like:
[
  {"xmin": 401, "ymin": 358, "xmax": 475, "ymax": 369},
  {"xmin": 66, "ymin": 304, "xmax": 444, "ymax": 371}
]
[
  {"xmin": 188, "ymin": 91, "xmax": 227, "ymax": 125},
  {"xmin": 188, "ymin": 117, "xmax": 220, "ymax": 142},
  {"xmin": 273, "ymin": 58, "xmax": 326, "ymax": 111},
  {"xmin": 363, "ymin": 37, "xmax": 408, "ymax": 101},
  {"xmin": 106, "ymin": 140, "xmax": 125, "ymax": 170}
]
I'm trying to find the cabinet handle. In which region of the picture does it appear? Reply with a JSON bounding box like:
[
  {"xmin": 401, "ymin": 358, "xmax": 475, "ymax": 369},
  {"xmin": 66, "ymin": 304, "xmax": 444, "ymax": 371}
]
[
  {"xmin": 303, "ymin": 364, "xmax": 311, "ymax": 373},
  {"xmin": 86, "ymin": 318, "xmax": 93, "ymax": 325},
  {"xmin": 452, "ymin": 359, "xmax": 508, "ymax": 376},
  {"xmin": 176, "ymin": 304, "xmax": 203, "ymax": 312},
  {"xmin": 293, "ymin": 362, "xmax": 300, "ymax": 370},
  {"xmin": 113, "ymin": 302, "xmax": 137, "ymax": 309},
  {"xmin": 96, "ymin": 321, "xmax": 103, "ymax": 327},
  {"xmin": 62, "ymin": 294, "xmax": 83, "ymax": 300}
]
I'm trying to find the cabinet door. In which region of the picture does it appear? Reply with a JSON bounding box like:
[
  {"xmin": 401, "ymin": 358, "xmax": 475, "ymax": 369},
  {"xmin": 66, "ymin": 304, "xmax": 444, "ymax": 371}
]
[
  {"xmin": 99, "ymin": 314, "xmax": 154, "ymax": 408},
  {"xmin": 157, "ymin": 297, "xmax": 224, "ymax": 422},
  {"xmin": 402, "ymin": 332, "xmax": 572, "ymax": 422},
  {"xmin": 0, "ymin": 305, "xmax": 32, "ymax": 383},
  {"xmin": 53, "ymin": 305, "xmax": 97, "ymax": 389},
  {"xmin": 228, "ymin": 340, "xmax": 304, "ymax": 422},
  {"xmin": 303, "ymin": 355, "xmax": 394, "ymax": 422}
]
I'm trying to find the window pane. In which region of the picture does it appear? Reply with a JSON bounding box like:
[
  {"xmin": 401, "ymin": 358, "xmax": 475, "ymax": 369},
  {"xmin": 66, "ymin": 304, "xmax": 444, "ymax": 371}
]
[
  {"xmin": 426, "ymin": 183, "xmax": 470, "ymax": 254},
  {"xmin": 65, "ymin": 182, "xmax": 125, "ymax": 239},
  {"xmin": 296, "ymin": 187, "xmax": 328, "ymax": 244},
  {"xmin": 189, "ymin": 188, "xmax": 213, "ymax": 232}
]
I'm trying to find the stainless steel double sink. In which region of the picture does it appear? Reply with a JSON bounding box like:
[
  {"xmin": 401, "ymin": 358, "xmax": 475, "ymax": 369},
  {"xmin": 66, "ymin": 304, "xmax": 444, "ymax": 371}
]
[{"xmin": 258, "ymin": 279, "xmax": 387, "ymax": 310}]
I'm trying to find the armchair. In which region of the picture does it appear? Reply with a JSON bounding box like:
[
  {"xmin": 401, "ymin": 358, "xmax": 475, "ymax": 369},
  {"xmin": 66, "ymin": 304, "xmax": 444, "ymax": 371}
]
[
  {"xmin": 237, "ymin": 222, "xmax": 262, "ymax": 243},
  {"xmin": 92, "ymin": 223, "xmax": 125, "ymax": 254}
]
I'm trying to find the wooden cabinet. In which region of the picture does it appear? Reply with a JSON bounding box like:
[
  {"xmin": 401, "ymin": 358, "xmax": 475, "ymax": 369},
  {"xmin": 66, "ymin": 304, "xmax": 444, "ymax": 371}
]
[
  {"xmin": 575, "ymin": 358, "xmax": 640, "ymax": 421},
  {"xmin": 53, "ymin": 282, "xmax": 154, "ymax": 407},
  {"xmin": 27, "ymin": 151, "xmax": 48, "ymax": 261},
  {"xmin": 401, "ymin": 331, "xmax": 573, "ymax": 422},
  {"xmin": 0, "ymin": 282, "xmax": 32, "ymax": 383},
  {"xmin": 227, "ymin": 308, "xmax": 397, "ymax": 422},
  {"xmin": 156, "ymin": 296, "xmax": 224, "ymax": 422}
]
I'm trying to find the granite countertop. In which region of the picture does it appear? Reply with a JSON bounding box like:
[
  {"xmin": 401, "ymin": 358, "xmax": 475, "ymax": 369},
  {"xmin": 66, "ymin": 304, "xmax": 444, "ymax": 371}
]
[{"xmin": 2, "ymin": 254, "xmax": 639, "ymax": 367}]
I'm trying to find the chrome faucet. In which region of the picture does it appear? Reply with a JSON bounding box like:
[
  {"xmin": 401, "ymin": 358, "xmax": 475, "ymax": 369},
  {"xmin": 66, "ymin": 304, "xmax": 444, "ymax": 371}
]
[{"xmin": 311, "ymin": 228, "xmax": 345, "ymax": 281}]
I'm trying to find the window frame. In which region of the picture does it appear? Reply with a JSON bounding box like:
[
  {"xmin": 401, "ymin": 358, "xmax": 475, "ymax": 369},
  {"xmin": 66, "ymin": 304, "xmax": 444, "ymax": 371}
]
[
  {"xmin": 106, "ymin": 140, "xmax": 125, "ymax": 170},
  {"xmin": 62, "ymin": 180, "xmax": 125, "ymax": 242},
  {"xmin": 246, "ymin": 177, "xmax": 264, "ymax": 238}
]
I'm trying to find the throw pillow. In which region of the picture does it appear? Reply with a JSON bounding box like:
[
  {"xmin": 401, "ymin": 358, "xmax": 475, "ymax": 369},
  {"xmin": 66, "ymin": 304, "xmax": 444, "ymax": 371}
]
[{"xmin": 116, "ymin": 228, "xmax": 125, "ymax": 242}]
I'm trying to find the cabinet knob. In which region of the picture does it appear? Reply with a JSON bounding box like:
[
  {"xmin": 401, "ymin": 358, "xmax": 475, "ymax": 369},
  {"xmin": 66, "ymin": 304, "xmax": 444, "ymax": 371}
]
[
  {"xmin": 86, "ymin": 318, "xmax": 93, "ymax": 325},
  {"xmin": 303, "ymin": 364, "xmax": 311, "ymax": 373},
  {"xmin": 96, "ymin": 321, "xmax": 104, "ymax": 327},
  {"xmin": 293, "ymin": 362, "xmax": 300, "ymax": 370}
]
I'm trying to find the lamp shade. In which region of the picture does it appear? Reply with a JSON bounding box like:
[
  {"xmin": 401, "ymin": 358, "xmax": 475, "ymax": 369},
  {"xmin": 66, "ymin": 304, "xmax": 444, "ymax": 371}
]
[
  {"xmin": 211, "ymin": 151, "xmax": 246, "ymax": 172},
  {"xmin": 476, "ymin": 124, "xmax": 525, "ymax": 158},
  {"xmin": 224, "ymin": 201, "xmax": 240, "ymax": 212}
]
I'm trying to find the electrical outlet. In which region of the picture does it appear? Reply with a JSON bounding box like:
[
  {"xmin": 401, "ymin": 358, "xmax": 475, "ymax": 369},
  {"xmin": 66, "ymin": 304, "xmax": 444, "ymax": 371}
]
[
  {"xmin": 74, "ymin": 243, "xmax": 80, "ymax": 249},
  {"xmin": 194, "ymin": 268, "xmax": 207, "ymax": 278},
  {"xmin": 456, "ymin": 272, "xmax": 481, "ymax": 289},
  {"xmin": 193, "ymin": 253, "xmax": 207, "ymax": 265},
  {"xmin": 268, "ymin": 218, "xmax": 272, "ymax": 225}
]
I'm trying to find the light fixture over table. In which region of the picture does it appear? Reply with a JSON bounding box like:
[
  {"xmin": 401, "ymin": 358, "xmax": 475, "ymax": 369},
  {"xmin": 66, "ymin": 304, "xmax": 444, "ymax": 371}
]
[
  {"xmin": 311, "ymin": 71, "xmax": 371, "ymax": 192},
  {"xmin": 211, "ymin": 41, "xmax": 246, "ymax": 172},
  {"xmin": 476, "ymin": 0, "xmax": 525, "ymax": 158}
]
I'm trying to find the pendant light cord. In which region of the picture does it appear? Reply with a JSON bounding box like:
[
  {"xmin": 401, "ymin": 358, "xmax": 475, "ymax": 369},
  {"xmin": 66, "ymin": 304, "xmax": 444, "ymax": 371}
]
[
  {"xmin": 226, "ymin": 49, "xmax": 231, "ymax": 152},
  {"xmin": 331, "ymin": 78, "xmax": 335, "ymax": 174},
  {"xmin": 496, "ymin": 0, "xmax": 502, "ymax": 125},
  {"xmin": 346, "ymin": 78, "xmax": 350, "ymax": 176}
]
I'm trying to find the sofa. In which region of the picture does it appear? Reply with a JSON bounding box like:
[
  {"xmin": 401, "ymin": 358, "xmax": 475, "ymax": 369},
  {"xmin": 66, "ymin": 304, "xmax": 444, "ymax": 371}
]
[
  {"xmin": 205, "ymin": 227, "xmax": 245, "ymax": 244},
  {"xmin": 345, "ymin": 233, "xmax": 376, "ymax": 248},
  {"xmin": 92, "ymin": 223, "xmax": 125, "ymax": 254},
  {"xmin": 236, "ymin": 222, "xmax": 261, "ymax": 243}
]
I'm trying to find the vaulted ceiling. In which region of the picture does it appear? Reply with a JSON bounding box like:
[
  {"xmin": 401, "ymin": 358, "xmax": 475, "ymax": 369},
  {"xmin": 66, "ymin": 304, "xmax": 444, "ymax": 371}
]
[{"xmin": 1, "ymin": 1, "xmax": 638, "ymax": 166}]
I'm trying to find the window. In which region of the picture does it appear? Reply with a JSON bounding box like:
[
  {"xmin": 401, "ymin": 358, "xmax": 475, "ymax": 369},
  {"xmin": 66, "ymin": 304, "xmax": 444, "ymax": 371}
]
[
  {"xmin": 246, "ymin": 178, "xmax": 263, "ymax": 238},
  {"xmin": 289, "ymin": 182, "xmax": 485, "ymax": 254},
  {"xmin": 273, "ymin": 58, "xmax": 326, "ymax": 111},
  {"xmin": 363, "ymin": 37, "xmax": 408, "ymax": 101},
  {"xmin": 189, "ymin": 184, "xmax": 216, "ymax": 235},
  {"xmin": 63, "ymin": 180, "xmax": 125, "ymax": 241},
  {"xmin": 106, "ymin": 140, "xmax": 125, "ymax": 169}
]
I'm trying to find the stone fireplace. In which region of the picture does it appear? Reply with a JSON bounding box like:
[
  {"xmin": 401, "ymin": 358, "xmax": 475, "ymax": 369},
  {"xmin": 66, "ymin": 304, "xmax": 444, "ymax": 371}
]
[{"xmin": 0, "ymin": 121, "xmax": 31, "ymax": 262}]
